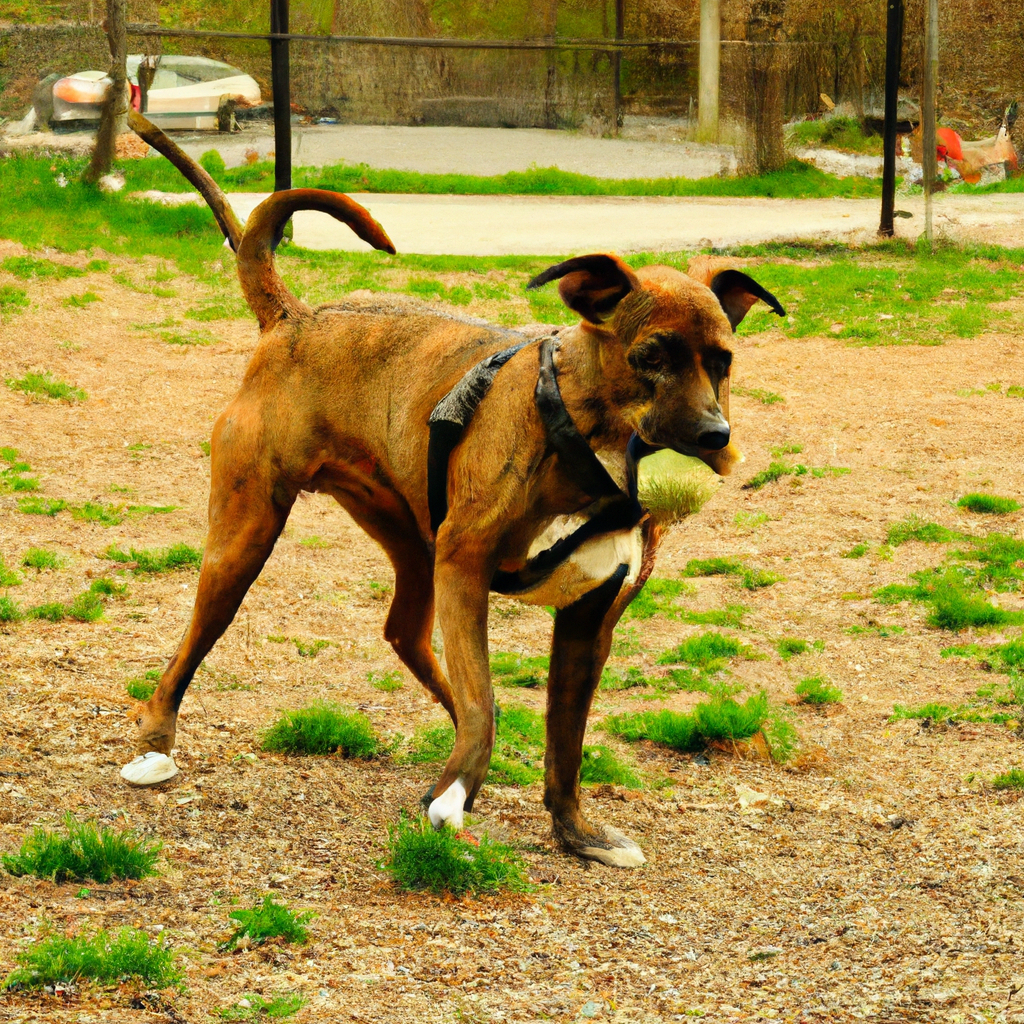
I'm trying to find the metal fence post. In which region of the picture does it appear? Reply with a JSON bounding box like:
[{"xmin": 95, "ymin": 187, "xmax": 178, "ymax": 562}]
[
  {"xmin": 879, "ymin": 0, "xmax": 904, "ymax": 237},
  {"xmin": 270, "ymin": 0, "xmax": 292, "ymax": 193}
]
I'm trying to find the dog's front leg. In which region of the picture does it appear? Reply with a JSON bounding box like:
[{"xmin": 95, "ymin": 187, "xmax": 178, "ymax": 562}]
[
  {"xmin": 427, "ymin": 539, "xmax": 496, "ymax": 830},
  {"xmin": 546, "ymin": 520, "xmax": 662, "ymax": 867}
]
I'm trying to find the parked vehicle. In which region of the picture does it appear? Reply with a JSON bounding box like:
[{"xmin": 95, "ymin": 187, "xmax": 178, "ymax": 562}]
[{"xmin": 50, "ymin": 55, "xmax": 261, "ymax": 131}]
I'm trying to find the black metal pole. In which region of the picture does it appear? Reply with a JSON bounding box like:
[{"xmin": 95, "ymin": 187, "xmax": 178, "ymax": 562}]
[
  {"xmin": 270, "ymin": 0, "xmax": 291, "ymax": 193},
  {"xmin": 612, "ymin": 0, "xmax": 624, "ymax": 132},
  {"xmin": 879, "ymin": 0, "xmax": 904, "ymax": 237}
]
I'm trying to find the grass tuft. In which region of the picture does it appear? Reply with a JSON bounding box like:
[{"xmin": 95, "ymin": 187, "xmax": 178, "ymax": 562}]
[
  {"xmin": 6, "ymin": 371, "xmax": 86, "ymax": 402},
  {"xmin": 18, "ymin": 496, "xmax": 66, "ymax": 516},
  {"xmin": 0, "ymin": 596, "xmax": 21, "ymax": 621},
  {"xmin": 490, "ymin": 650, "xmax": 549, "ymax": 688},
  {"xmin": 4, "ymin": 925, "xmax": 181, "ymax": 990},
  {"xmin": 215, "ymin": 993, "xmax": 306, "ymax": 1020},
  {"xmin": 223, "ymin": 896, "xmax": 313, "ymax": 950},
  {"xmin": 794, "ymin": 675, "xmax": 843, "ymax": 705},
  {"xmin": 21, "ymin": 547, "xmax": 63, "ymax": 570},
  {"xmin": 0, "ymin": 555, "xmax": 21, "ymax": 588},
  {"xmin": 104, "ymin": 543, "xmax": 202, "ymax": 573},
  {"xmin": 992, "ymin": 769, "xmax": 1024, "ymax": 791},
  {"xmin": 578, "ymin": 745, "xmax": 642, "ymax": 788},
  {"xmin": 261, "ymin": 702, "xmax": 379, "ymax": 758},
  {"xmin": 843, "ymin": 543, "xmax": 869, "ymax": 559},
  {"xmin": 957, "ymin": 493, "xmax": 1020, "ymax": 515},
  {"xmin": 382, "ymin": 815, "xmax": 532, "ymax": 896},
  {"xmin": 126, "ymin": 668, "xmax": 161, "ymax": 701},
  {"xmin": 2, "ymin": 814, "xmax": 161, "ymax": 883},
  {"xmin": 368, "ymin": 669, "xmax": 403, "ymax": 691},
  {"xmin": 886, "ymin": 515, "xmax": 961, "ymax": 546}
]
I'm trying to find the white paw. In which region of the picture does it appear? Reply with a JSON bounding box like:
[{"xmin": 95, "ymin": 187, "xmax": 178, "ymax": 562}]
[
  {"xmin": 581, "ymin": 827, "xmax": 646, "ymax": 868},
  {"xmin": 120, "ymin": 751, "xmax": 179, "ymax": 786},
  {"xmin": 427, "ymin": 778, "xmax": 467, "ymax": 830}
]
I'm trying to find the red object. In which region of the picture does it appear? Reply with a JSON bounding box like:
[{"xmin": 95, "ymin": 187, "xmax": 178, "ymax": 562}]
[
  {"xmin": 936, "ymin": 126, "xmax": 963, "ymax": 161},
  {"xmin": 130, "ymin": 83, "xmax": 141, "ymax": 112}
]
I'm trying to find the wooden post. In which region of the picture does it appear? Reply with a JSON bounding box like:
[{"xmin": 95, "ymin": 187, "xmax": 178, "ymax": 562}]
[
  {"xmin": 879, "ymin": 0, "xmax": 904, "ymax": 237},
  {"xmin": 922, "ymin": 0, "xmax": 938, "ymax": 248},
  {"xmin": 698, "ymin": 0, "xmax": 720, "ymax": 141},
  {"xmin": 611, "ymin": 0, "xmax": 624, "ymax": 134},
  {"xmin": 270, "ymin": 0, "xmax": 292, "ymax": 193}
]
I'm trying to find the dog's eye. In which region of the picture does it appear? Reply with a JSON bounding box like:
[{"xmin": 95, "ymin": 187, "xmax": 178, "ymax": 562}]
[{"xmin": 631, "ymin": 344, "xmax": 663, "ymax": 372}]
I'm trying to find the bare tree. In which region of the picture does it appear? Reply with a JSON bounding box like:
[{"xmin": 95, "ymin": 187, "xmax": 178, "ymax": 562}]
[
  {"xmin": 745, "ymin": 0, "xmax": 789, "ymax": 174},
  {"xmin": 83, "ymin": 0, "xmax": 128, "ymax": 183}
]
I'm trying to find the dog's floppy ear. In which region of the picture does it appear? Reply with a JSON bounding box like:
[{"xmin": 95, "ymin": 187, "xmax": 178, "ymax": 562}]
[
  {"xmin": 709, "ymin": 269, "xmax": 786, "ymax": 331},
  {"xmin": 527, "ymin": 254, "xmax": 639, "ymax": 324}
]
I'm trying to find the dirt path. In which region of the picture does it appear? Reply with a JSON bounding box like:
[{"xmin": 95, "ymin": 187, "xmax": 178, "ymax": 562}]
[
  {"xmin": 142, "ymin": 188, "xmax": 1024, "ymax": 254},
  {"xmin": 1, "ymin": 241, "xmax": 1024, "ymax": 1022}
]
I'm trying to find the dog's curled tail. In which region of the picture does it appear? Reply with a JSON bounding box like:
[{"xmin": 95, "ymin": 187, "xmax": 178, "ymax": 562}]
[
  {"xmin": 237, "ymin": 189, "xmax": 396, "ymax": 330},
  {"xmin": 128, "ymin": 109, "xmax": 396, "ymax": 331}
]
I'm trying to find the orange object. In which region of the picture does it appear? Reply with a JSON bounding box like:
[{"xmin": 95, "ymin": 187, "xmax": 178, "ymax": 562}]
[{"xmin": 936, "ymin": 126, "xmax": 963, "ymax": 161}]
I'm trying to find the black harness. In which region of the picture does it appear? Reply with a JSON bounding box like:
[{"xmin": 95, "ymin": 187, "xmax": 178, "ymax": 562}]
[{"xmin": 427, "ymin": 335, "xmax": 653, "ymax": 596}]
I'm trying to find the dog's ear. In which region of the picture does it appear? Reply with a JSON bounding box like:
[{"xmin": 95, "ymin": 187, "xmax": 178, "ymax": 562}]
[
  {"xmin": 527, "ymin": 254, "xmax": 639, "ymax": 324},
  {"xmin": 709, "ymin": 269, "xmax": 786, "ymax": 331}
]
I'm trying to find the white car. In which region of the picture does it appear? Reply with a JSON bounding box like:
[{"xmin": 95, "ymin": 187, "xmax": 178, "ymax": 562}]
[{"xmin": 51, "ymin": 55, "xmax": 261, "ymax": 131}]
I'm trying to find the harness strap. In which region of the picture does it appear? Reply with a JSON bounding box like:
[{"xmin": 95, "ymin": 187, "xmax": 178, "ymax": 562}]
[
  {"xmin": 427, "ymin": 339, "xmax": 531, "ymax": 533},
  {"xmin": 427, "ymin": 333, "xmax": 651, "ymax": 597}
]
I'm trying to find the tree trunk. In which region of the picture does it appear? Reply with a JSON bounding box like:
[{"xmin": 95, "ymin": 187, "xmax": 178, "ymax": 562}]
[
  {"xmin": 83, "ymin": 0, "xmax": 128, "ymax": 183},
  {"xmin": 744, "ymin": 0, "xmax": 788, "ymax": 174}
]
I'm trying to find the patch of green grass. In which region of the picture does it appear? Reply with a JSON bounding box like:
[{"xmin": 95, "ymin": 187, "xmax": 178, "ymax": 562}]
[
  {"xmin": 132, "ymin": 151, "xmax": 880, "ymax": 200},
  {"xmin": 89, "ymin": 577, "xmax": 128, "ymax": 597},
  {"xmin": 157, "ymin": 327, "xmax": 215, "ymax": 346},
  {"xmin": 64, "ymin": 290, "xmax": 100, "ymax": 308},
  {"xmin": 0, "ymin": 555, "xmax": 21, "ymax": 588},
  {"xmin": 795, "ymin": 675, "xmax": 843, "ymax": 705},
  {"xmin": 626, "ymin": 579, "xmax": 748, "ymax": 624},
  {"xmin": 732, "ymin": 385, "xmax": 784, "ymax": 405},
  {"xmin": 66, "ymin": 590, "xmax": 104, "ymax": 622},
  {"xmin": 26, "ymin": 601, "xmax": 66, "ymax": 622},
  {"xmin": 73, "ymin": 502, "xmax": 124, "ymax": 526},
  {"xmin": 770, "ymin": 443, "xmax": 803, "ymax": 457},
  {"xmin": 292, "ymin": 638, "xmax": 330, "ymax": 658},
  {"xmin": 0, "ymin": 284, "xmax": 29, "ymax": 316},
  {"xmin": 599, "ymin": 666, "xmax": 652, "ymax": 691},
  {"xmin": 222, "ymin": 896, "xmax": 313, "ymax": 951},
  {"xmin": 957, "ymin": 493, "xmax": 1020, "ymax": 515},
  {"xmin": 18, "ymin": 496, "xmax": 67, "ymax": 516},
  {"xmin": 889, "ymin": 702, "xmax": 959, "ymax": 724},
  {"xmin": 682, "ymin": 557, "xmax": 782, "ymax": 590},
  {"xmin": 215, "ymin": 993, "xmax": 306, "ymax": 1021},
  {"xmin": 787, "ymin": 115, "xmax": 882, "ymax": 155},
  {"xmin": 657, "ymin": 631, "xmax": 748, "ymax": 668},
  {"xmin": 743, "ymin": 460, "xmax": 793, "ymax": 490},
  {"xmin": 992, "ymin": 769, "xmax": 1024, "ymax": 791},
  {"xmin": 0, "ymin": 448, "xmax": 39, "ymax": 493},
  {"xmin": 126, "ymin": 668, "xmax": 160, "ymax": 701},
  {"xmin": 843, "ymin": 543, "xmax": 869, "ymax": 559},
  {"xmin": 0, "ymin": 596, "xmax": 21, "ymax": 621},
  {"xmin": 382, "ymin": 815, "xmax": 533, "ymax": 896},
  {"xmin": 4, "ymin": 925, "xmax": 182, "ymax": 990},
  {"xmin": 886, "ymin": 515, "xmax": 963, "ymax": 546},
  {"xmin": 369, "ymin": 669, "xmax": 402, "ymax": 691},
  {"xmin": 776, "ymin": 637, "xmax": 824, "ymax": 660},
  {"xmin": 21, "ymin": 547, "xmax": 63, "ymax": 570},
  {"xmin": 1, "ymin": 255, "xmax": 84, "ymax": 280},
  {"xmin": 103, "ymin": 543, "xmax": 202, "ymax": 572},
  {"xmin": 5, "ymin": 371, "xmax": 86, "ymax": 402},
  {"xmin": 299, "ymin": 535, "xmax": 330, "ymax": 549},
  {"xmin": 734, "ymin": 511, "xmax": 771, "ymax": 532},
  {"xmin": 2, "ymin": 814, "xmax": 161, "ymax": 883},
  {"xmin": 490, "ymin": 651, "xmax": 549, "ymax": 688},
  {"xmin": 262, "ymin": 702, "xmax": 380, "ymax": 758},
  {"xmin": 578, "ymin": 744, "xmax": 641, "ymax": 788}
]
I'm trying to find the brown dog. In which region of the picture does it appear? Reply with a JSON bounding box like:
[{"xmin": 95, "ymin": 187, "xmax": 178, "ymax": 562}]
[{"xmin": 121, "ymin": 114, "xmax": 783, "ymax": 866}]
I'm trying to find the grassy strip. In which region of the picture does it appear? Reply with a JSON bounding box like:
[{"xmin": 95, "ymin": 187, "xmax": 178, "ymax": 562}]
[
  {"xmin": 5, "ymin": 371, "xmax": 86, "ymax": 402},
  {"xmin": 683, "ymin": 557, "xmax": 783, "ymax": 590},
  {"xmin": 133, "ymin": 153, "xmax": 883, "ymax": 200},
  {"xmin": 795, "ymin": 675, "xmax": 843, "ymax": 705},
  {"xmin": 2, "ymin": 814, "xmax": 160, "ymax": 883},
  {"xmin": 104, "ymin": 542, "xmax": 201, "ymax": 571},
  {"xmin": 383, "ymin": 816, "xmax": 533, "ymax": 896},
  {"xmin": 4, "ymin": 926, "xmax": 182, "ymax": 990}
]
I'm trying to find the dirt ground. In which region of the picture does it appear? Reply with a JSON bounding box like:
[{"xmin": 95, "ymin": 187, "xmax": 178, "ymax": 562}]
[{"xmin": 1, "ymin": 238, "xmax": 1024, "ymax": 1024}]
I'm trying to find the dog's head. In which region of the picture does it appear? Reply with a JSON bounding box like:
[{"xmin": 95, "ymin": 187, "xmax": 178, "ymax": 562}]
[{"xmin": 527, "ymin": 254, "xmax": 784, "ymax": 475}]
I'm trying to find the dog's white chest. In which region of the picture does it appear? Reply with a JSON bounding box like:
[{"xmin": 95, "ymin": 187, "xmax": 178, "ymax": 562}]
[{"xmin": 512, "ymin": 521, "xmax": 643, "ymax": 609}]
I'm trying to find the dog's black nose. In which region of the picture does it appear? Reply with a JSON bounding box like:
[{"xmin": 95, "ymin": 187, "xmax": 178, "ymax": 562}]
[{"xmin": 697, "ymin": 428, "xmax": 730, "ymax": 451}]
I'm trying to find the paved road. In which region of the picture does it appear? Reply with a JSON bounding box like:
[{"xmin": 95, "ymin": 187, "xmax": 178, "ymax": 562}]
[
  {"xmin": 173, "ymin": 123, "xmax": 737, "ymax": 179},
  {"xmin": 143, "ymin": 189, "xmax": 1024, "ymax": 255}
]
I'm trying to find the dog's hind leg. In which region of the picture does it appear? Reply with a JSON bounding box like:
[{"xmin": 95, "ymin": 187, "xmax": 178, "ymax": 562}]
[
  {"xmin": 545, "ymin": 520, "xmax": 662, "ymax": 867},
  {"xmin": 335, "ymin": 495, "xmax": 456, "ymax": 722},
  {"xmin": 123, "ymin": 425, "xmax": 294, "ymax": 785}
]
